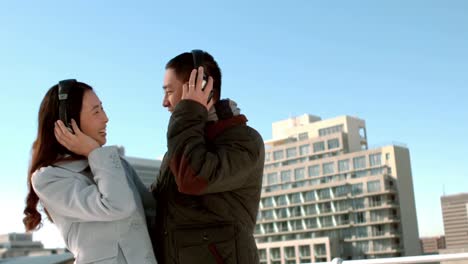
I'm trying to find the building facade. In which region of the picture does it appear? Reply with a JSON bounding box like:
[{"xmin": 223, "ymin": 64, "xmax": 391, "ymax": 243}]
[
  {"xmin": 255, "ymin": 114, "xmax": 421, "ymax": 262},
  {"xmin": 420, "ymin": 236, "xmax": 446, "ymax": 254},
  {"xmin": 441, "ymin": 193, "xmax": 468, "ymax": 249},
  {"xmin": 257, "ymin": 237, "xmax": 338, "ymax": 264},
  {"xmin": 125, "ymin": 156, "xmax": 161, "ymax": 188},
  {"xmin": 0, "ymin": 233, "xmax": 67, "ymax": 259}
]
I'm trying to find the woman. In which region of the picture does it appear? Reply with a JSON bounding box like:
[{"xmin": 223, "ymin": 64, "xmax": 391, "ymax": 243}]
[{"xmin": 23, "ymin": 80, "xmax": 157, "ymax": 264}]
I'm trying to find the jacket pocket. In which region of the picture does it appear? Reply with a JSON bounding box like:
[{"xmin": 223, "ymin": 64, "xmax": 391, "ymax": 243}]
[{"xmin": 173, "ymin": 223, "xmax": 237, "ymax": 264}]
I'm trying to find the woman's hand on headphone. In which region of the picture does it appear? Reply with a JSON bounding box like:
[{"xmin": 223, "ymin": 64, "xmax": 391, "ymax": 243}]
[{"xmin": 54, "ymin": 119, "xmax": 99, "ymax": 157}]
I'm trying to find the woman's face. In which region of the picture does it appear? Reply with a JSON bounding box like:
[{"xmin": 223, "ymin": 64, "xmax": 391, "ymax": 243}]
[{"xmin": 79, "ymin": 90, "xmax": 108, "ymax": 146}]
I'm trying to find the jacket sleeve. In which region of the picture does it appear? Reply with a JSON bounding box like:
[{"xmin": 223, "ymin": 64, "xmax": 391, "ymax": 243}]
[
  {"xmin": 32, "ymin": 146, "xmax": 137, "ymax": 222},
  {"xmin": 167, "ymin": 100, "xmax": 264, "ymax": 195}
]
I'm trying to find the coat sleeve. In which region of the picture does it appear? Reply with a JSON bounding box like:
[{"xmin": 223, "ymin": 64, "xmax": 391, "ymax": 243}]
[
  {"xmin": 167, "ymin": 100, "xmax": 265, "ymax": 195},
  {"xmin": 32, "ymin": 146, "xmax": 137, "ymax": 222}
]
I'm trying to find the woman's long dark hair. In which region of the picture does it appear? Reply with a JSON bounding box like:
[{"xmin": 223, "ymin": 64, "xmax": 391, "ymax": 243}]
[{"xmin": 23, "ymin": 81, "xmax": 93, "ymax": 231}]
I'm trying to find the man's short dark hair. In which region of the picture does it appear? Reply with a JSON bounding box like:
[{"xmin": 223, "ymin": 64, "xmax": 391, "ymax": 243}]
[{"xmin": 165, "ymin": 50, "xmax": 222, "ymax": 101}]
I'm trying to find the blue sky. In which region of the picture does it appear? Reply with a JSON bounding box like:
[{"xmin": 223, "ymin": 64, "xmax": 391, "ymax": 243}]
[{"xmin": 0, "ymin": 0, "xmax": 467, "ymax": 248}]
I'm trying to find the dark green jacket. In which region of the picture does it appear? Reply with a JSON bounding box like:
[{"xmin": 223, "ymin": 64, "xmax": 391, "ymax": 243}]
[{"xmin": 151, "ymin": 100, "xmax": 264, "ymax": 264}]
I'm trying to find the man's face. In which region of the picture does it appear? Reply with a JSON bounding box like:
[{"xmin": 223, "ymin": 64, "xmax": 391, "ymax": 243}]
[{"xmin": 162, "ymin": 68, "xmax": 184, "ymax": 113}]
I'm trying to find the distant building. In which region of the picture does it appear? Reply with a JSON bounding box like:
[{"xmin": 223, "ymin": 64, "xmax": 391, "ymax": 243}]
[
  {"xmin": 0, "ymin": 252, "xmax": 74, "ymax": 264},
  {"xmin": 117, "ymin": 146, "xmax": 161, "ymax": 188},
  {"xmin": 441, "ymin": 193, "xmax": 468, "ymax": 249},
  {"xmin": 125, "ymin": 156, "xmax": 161, "ymax": 187},
  {"xmin": 255, "ymin": 114, "xmax": 421, "ymax": 262},
  {"xmin": 0, "ymin": 233, "xmax": 67, "ymax": 259},
  {"xmin": 420, "ymin": 236, "xmax": 446, "ymax": 254},
  {"xmin": 439, "ymin": 193, "xmax": 468, "ymax": 264},
  {"xmin": 257, "ymin": 237, "xmax": 338, "ymax": 263}
]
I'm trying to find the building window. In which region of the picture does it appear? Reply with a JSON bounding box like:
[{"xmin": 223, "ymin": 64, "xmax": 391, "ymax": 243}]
[
  {"xmin": 318, "ymin": 202, "xmax": 332, "ymax": 213},
  {"xmin": 289, "ymin": 193, "xmax": 302, "ymax": 204},
  {"xmin": 291, "ymin": 220, "xmax": 304, "ymax": 230},
  {"xmin": 298, "ymin": 132, "xmax": 309, "ymax": 141},
  {"xmin": 275, "ymin": 195, "xmax": 288, "ymax": 206},
  {"xmin": 270, "ymin": 248, "xmax": 281, "ymax": 259},
  {"xmin": 267, "ymin": 172, "xmax": 279, "ymax": 185},
  {"xmin": 327, "ymin": 138, "xmax": 340, "ymax": 149},
  {"xmin": 273, "ymin": 150, "xmax": 284, "ymax": 160},
  {"xmin": 277, "ymin": 221, "xmax": 289, "ymax": 232},
  {"xmin": 308, "ymin": 165, "xmax": 320, "ymax": 177},
  {"xmin": 262, "ymin": 197, "xmax": 274, "ymax": 208},
  {"xmin": 355, "ymin": 226, "xmax": 368, "ymax": 237},
  {"xmin": 334, "ymin": 185, "xmax": 349, "ymax": 197},
  {"xmin": 280, "ymin": 170, "xmax": 291, "ymax": 183},
  {"xmin": 372, "ymin": 225, "xmax": 385, "ymax": 236},
  {"xmin": 367, "ymin": 180, "xmax": 381, "ymax": 193},
  {"xmin": 318, "ymin": 189, "xmax": 331, "ymax": 200},
  {"xmin": 321, "ymin": 216, "xmax": 333, "ymax": 227},
  {"xmin": 373, "ymin": 240, "xmax": 390, "ymax": 252},
  {"xmin": 322, "ymin": 162, "xmax": 335, "ymax": 175},
  {"xmin": 353, "ymin": 198, "xmax": 365, "ymax": 209},
  {"xmin": 282, "ymin": 159, "xmax": 299, "ymax": 166},
  {"xmin": 353, "ymin": 156, "xmax": 366, "ymax": 169},
  {"xmin": 314, "ymin": 244, "xmax": 327, "ymax": 256},
  {"xmin": 286, "ymin": 147, "xmax": 297, "ymax": 158},
  {"xmin": 336, "ymin": 200, "xmax": 350, "ymax": 211},
  {"xmin": 304, "ymin": 218, "xmax": 317, "ymax": 229},
  {"xmin": 299, "ymin": 245, "xmax": 311, "ymax": 257},
  {"xmin": 338, "ymin": 159, "xmax": 350, "ymax": 172},
  {"xmin": 386, "ymin": 153, "xmax": 391, "ymax": 160},
  {"xmin": 337, "ymin": 214, "xmax": 350, "ymax": 225},
  {"xmin": 369, "ymin": 153, "xmax": 382, "ymax": 166},
  {"xmin": 261, "ymin": 210, "xmax": 275, "ymax": 220},
  {"xmin": 304, "ymin": 205, "xmax": 316, "ymax": 215},
  {"xmin": 370, "ymin": 210, "xmax": 385, "ymax": 222},
  {"xmin": 289, "ymin": 206, "xmax": 302, "ymax": 217},
  {"xmin": 299, "ymin": 144, "xmax": 310, "ymax": 156},
  {"xmin": 284, "ymin": 247, "xmax": 295, "ymax": 258},
  {"xmin": 369, "ymin": 195, "xmax": 382, "ymax": 207},
  {"xmin": 319, "ymin": 124, "xmax": 344, "ymax": 136},
  {"xmin": 303, "ymin": 191, "xmax": 316, "ymax": 202},
  {"xmin": 354, "ymin": 212, "xmax": 366, "ymax": 224},
  {"xmin": 296, "ymin": 181, "xmax": 306, "ymax": 188},
  {"xmin": 259, "ymin": 249, "xmax": 267, "ymax": 260},
  {"xmin": 294, "ymin": 167, "xmax": 305, "ymax": 180},
  {"xmin": 265, "ymin": 152, "xmax": 271, "ymax": 162},
  {"xmin": 356, "ymin": 241, "xmax": 369, "ymax": 253},
  {"xmin": 313, "ymin": 141, "xmax": 325, "ymax": 152},
  {"xmin": 265, "ymin": 223, "xmax": 276, "ymax": 234},
  {"xmin": 276, "ymin": 208, "xmax": 289, "ymax": 219}
]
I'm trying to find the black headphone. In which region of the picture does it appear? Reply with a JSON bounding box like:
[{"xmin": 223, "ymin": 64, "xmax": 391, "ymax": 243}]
[
  {"xmin": 58, "ymin": 79, "xmax": 77, "ymax": 130},
  {"xmin": 191, "ymin": 49, "xmax": 213, "ymax": 103}
]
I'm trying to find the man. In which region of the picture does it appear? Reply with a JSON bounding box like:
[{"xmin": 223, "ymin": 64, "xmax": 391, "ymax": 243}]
[{"xmin": 151, "ymin": 50, "xmax": 264, "ymax": 264}]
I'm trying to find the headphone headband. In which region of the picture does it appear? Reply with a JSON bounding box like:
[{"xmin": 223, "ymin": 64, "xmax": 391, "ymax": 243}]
[
  {"xmin": 58, "ymin": 79, "xmax": 77, "ymax": 130},
  {"xmin": 58, "ymin": 79, "xmax": 77, "ymax": 100},
  {"xmin": 191, "ymin": 49, "xmax": 204, "ymax": 69}
]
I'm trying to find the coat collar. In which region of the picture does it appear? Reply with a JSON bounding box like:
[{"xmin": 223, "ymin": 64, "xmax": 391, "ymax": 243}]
[
  {"xmin": 205, "ymin": 115, "xmax": 248, "ymax": 140},
  {"xmin": 54, "ymin": 158, "xmax": 89, "ymax": 173}
]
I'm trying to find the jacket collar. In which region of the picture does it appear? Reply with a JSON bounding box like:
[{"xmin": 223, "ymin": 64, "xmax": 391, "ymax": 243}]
[
  {"xmin": 208, "ymin": 98, "xmax": 241, "ymax": 122},
  {"xmin": 205, "ymin": 115, "xmax": 248, "ymax": 140},
  {"xmin": 54, "ymin": 158, "xmax": 89, "ymax": 173}
]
